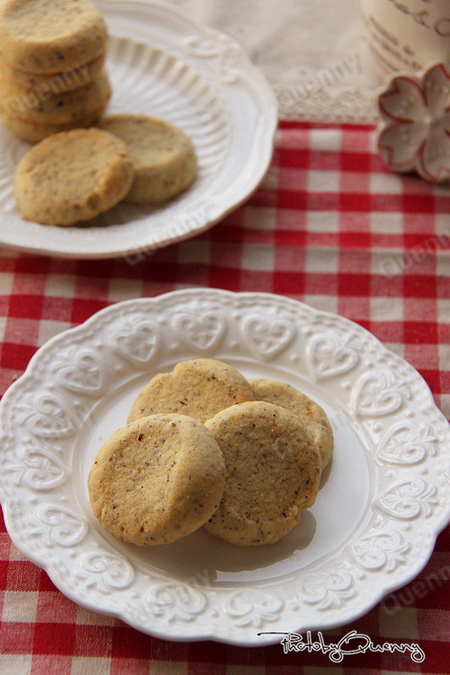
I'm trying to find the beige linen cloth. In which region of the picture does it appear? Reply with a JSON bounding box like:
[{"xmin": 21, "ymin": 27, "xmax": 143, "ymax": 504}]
[{"xmin": 166, "ymin": 0, "xmax": 380, "ymax": 122}]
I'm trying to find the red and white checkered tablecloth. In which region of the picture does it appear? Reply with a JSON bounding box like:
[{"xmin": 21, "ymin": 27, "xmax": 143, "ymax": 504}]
[{"xmin": 1, "ymin": 121, "xmax": 449, "ymax": 674}]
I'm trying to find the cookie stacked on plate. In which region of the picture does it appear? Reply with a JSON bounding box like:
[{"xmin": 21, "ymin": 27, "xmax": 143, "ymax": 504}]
[
  {"xmin": 88, "ymin": 359, "xmax": 333, "ymax": 548},
  {"xmin": 0, "ymin": 0, "xmax": 110, "ymax": 143}
]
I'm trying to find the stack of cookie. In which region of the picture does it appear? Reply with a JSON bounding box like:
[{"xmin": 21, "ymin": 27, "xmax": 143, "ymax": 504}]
[
  {"xmin": 88, "ymin": 358, "xmax": 333, "ymax": 548},
  {"xmin": 0, "ymin": 0, "xmax": 110, "ymax": 143}
]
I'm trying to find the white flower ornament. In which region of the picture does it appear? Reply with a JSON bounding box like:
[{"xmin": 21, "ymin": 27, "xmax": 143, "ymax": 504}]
[{"xmin": 377, "ymin": 62, "xmax": 450, "ymax": 182}]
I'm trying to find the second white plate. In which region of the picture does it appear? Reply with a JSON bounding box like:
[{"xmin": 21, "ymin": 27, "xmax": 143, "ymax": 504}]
[
  {"xmin": 1, "ymin": 289, "xmax": 449, "ymax": 646},
  {"xmin": 0, "ymin": 0, "xmax": 277, "ymax": 259}
]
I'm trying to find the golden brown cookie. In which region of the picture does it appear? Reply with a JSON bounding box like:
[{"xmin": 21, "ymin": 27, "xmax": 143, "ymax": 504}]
[
  {"xmin": 14, "ymin": 127, "xmax": 134, "ymax": 225},
  {"xmin": 250, "ymin": 379, "xmax": 334, "ymax": 470},
  {"xmin": 127, "ymin": 359, "xmax": 256, "ymax": 425},
  {"xmin": 0, "ymin": 66, "xmax": 110, "ymax": 125},
  {"xmin": 204, "ymin": 401, "xmax": 322, "ymax": 546},
  {"xmin": 0, "ymin": 52, "xmax": 105, "ymax": 92},
  {"xmin": 97, "ymin": 114, "xmax": 197, "ymax": 203},
  {"xmin": 0, "ymin": 0, "xmax": 107, "ymax": 74},
  {"xmin": 88, "ymin": 413, "xmax": 226, "ymax": 546},
  {"xmin": 0, "ymin": 105, "xmax": 104, "ymax": 143}
]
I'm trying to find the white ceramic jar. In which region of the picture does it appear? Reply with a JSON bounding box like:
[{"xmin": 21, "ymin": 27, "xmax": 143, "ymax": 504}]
[{"xmin": 361, "ymin": 0, "xmax": 450, "ymax": 76}]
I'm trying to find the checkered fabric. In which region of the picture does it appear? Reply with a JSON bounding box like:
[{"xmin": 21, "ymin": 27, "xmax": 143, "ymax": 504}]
[{"xmin": 0, "ymin": 121, "xmax": 449, "ymax": 674}]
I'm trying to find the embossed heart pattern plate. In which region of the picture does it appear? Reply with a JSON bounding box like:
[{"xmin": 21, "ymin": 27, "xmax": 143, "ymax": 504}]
[
  {"xmin": 0, "ymin": 0, "xmax": 277, "ymax": 259},
  {"xmin": 0, "ymin": 289, "xmax": 449, "ymax": 646}
]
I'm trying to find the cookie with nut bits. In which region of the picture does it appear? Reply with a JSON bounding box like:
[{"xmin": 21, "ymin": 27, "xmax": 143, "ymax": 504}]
[
  {"xmin": 250, "ymin": 378, "xmax": 334, "ymax": 470},
  {"xmin": 88, "ymin": 413, "xmax": 226, "ymax": 546},
  {"xmin": 204, "ymin": 400, "xmax": 322, "ymax": 546},
  {"xmin": 127, "ymin": 358, "xmax": 256, "ymax": 425}
]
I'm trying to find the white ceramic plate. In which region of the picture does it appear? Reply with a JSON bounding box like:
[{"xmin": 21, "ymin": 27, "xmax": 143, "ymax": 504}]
[
  {"xmin": 0, "ymin": 0, "xmax": 277, "ymax": 259},
  {"xmin": 1, "ymin": 289, "xmax": 449, "ymax": 646}
]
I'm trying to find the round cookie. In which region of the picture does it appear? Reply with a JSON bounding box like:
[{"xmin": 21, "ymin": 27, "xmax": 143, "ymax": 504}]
[
  {"xmin": 127, "ymin": 359, "xmax": 256, "ymax": 425},
  {"xmin": 88, "ymin": 414, "xmax": 226, "ymax": 546},
  {"xmin": 0, "ymin": 104, "xmax": 104, "ymax": 143},
  {"xmin": 0, "ymin": 66, "xmax": 110, "ymax": 125},
  {"xmin": 250, "ymin": 379, "xmax": 334, "ymax": 470},
  {"xmin": 0, "ymin": 52, "xmax": 105, "ymax": 92},
  {"xmin": 97, "ymin": 114, "xmax": 197, "ymax": 203},
  {"xmin": 0, "ymin": 0, "xmax": 107, "ymax": 74},
  {"xmin": 204, "ymin": 401, "xmax": 322, "ymax": 546},
  {"xmin": 14, "ymin": 127, "xmax": 134, "ymax": 225}
]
